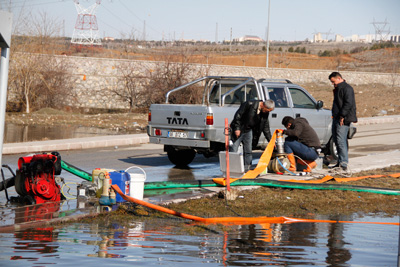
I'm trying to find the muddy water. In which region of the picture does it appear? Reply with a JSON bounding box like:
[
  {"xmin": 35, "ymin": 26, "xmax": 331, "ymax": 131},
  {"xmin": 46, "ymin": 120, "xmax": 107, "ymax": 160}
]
[
  {"xmin": 3, "ymin": 123, "xmax": 127, "ymax": 143},
  {"xmin": 0, "ymin": 215, "xmax": 398, "ymax": 266}
]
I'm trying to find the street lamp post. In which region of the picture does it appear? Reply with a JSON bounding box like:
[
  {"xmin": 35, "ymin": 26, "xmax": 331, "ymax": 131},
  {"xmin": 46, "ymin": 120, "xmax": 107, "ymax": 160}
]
[{"xmin": 266, "ymin": 0, "xmax": 271, "ymax": 69}]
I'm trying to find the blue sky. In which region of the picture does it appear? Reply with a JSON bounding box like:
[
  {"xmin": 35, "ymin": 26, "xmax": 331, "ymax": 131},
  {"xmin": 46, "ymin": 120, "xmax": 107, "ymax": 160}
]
[{"xmin": 2, "ymin": 0, "xmax": 400, "ymax": 42}]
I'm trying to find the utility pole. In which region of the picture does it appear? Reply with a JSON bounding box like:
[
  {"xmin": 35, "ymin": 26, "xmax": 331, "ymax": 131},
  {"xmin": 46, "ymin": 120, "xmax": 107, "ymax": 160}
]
[
  {"xmin": 265, "ymin": 0, "xmax": 271, "ymax": 69},
  {"xmin": 71, "ymin": 0, "xmax": 102, "ymax": 46},
  {"xmin": 215, "ymin": 23, "xmax": 218, "ymax": 44},
  {"xmin": 142, "ymin": 20, "xmax": 146, "ymax": 42},
  {"xmin": 229, "ymin": 27, "xmax": 232, "ymax": 52}
]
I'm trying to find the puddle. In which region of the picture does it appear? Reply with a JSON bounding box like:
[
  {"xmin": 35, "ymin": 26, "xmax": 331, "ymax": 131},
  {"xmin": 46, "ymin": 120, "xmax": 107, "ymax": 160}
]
[
  {"xmin": 0, "ymin": 214, "xmax": 397, "ymax": 266},
  {"xmin": 3, "ymin": 123, "xmax": 131, "ymax": 143}
]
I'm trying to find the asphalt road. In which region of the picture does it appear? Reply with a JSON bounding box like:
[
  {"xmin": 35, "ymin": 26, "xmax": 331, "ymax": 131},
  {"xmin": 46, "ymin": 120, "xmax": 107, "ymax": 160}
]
[
  {"xmin": 2, "ymin": 122, "xmax": 400, "ymax": 185},
  {"xmin": 349, "ymin": 123, "xmax": 400, "ymax": 158}
]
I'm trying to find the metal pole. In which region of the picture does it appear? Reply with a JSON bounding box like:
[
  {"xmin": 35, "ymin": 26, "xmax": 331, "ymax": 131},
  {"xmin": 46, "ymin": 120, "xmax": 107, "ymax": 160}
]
[
  {"xmin": 265, "ymin": 0, "xmax": 271, "ymax": 69},
  {"xmin": 0, "ymin": 47, "xmax": 10, "ymax": 170},
  {"xmin": 224, "ymin": 118, "xmax": 230, "ymax": 191},
  {"xmin": 398, "ymin": 215, "xmax": 400, "ymax": 267}
]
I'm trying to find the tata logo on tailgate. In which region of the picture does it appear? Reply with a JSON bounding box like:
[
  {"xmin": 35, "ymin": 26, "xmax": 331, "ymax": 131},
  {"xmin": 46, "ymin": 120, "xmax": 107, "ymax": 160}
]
[{"xmin": 167, "ymin": 117, "xmax": 188, "ymax": 125}]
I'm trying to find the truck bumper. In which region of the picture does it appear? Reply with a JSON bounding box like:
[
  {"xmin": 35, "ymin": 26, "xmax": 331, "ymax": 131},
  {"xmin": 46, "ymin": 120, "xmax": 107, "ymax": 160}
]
[{"xmin": 149, "ymin": 137, "xmax": 210, "ymax": 148}]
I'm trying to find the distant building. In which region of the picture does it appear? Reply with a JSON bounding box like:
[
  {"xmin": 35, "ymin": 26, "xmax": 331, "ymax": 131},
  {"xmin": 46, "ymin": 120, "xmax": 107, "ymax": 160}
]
[
  {"xmin": 335, "ymin": 34, "xmax": 344, "ymax": 42},
  {"xmin": 351, "ymin": 34, "xmax": 359, "ymax": 42},
  {"xmin": 390, "ymin": 35, "xmax": 400, "ymax": 43},
  {"xmin": 235, "ymin": 35, "xmax": 264, "ymax": 42},
  {"xmin": 359, "ymin": 34, "xmax": 374, "ymax": 43},
  {"xmin": 104, "ymin": 37, "xmax": 115, "ymax": 41},
  {"xmin": 313, "ymin": 33, "xmax": 329, "ymax": 43},
  {"xmin": 313, "ymin": 33, "xmax": 323, "ymax": 43},
  {"xmin": 313, "ymin": 32, "xmax": 399, "ymax": 43}
]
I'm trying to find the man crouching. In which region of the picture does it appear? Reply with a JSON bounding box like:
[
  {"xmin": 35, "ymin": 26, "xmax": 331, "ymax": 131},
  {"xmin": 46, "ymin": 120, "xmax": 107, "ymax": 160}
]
[{"xmin": 281, "ymin": 116, "xmax": 321, "ymax": 172}]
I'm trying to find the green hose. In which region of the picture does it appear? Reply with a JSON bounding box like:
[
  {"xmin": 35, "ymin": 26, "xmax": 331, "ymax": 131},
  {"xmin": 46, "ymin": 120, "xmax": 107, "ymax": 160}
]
[
  {"xmin": 145, "ymin": 180, "xmax": 218, "ymax": 190},
  {"xmin": 61, "ymin": 160, "xmax": 92, "ymax": 181},
  {"xmin": 144, "ymin": 179, "xmax": 400, "ymax": 196},
  {"xmin": 59, "ymin": 160, "xmax": 400, "ymax": 196}
]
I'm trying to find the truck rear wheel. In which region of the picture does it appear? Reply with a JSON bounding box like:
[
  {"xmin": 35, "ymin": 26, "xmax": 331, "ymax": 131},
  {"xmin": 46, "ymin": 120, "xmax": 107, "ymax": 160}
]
[{"xmin": 167, "ymin": 148, "xmax": 196, "ymax": 166}]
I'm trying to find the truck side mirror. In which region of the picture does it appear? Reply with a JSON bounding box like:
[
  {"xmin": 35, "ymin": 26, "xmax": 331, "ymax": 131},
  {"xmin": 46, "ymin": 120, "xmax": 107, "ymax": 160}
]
[{"xmin": 316, "ymin": 100, "xmax": 324, "ymax": 109}]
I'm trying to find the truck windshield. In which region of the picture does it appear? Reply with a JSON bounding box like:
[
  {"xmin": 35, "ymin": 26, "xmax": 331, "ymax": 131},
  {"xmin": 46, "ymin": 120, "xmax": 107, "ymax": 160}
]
[
  {"xmin": 209, "ymin": 83, "xmax": 258, "ymax": 105},
  {"xmin": 266, "ymin": 87, "xmax": 288, "ymax": 108},
  {"xmin": 289, "ymin": 88, "xmax": 316, "ymax": 109}
]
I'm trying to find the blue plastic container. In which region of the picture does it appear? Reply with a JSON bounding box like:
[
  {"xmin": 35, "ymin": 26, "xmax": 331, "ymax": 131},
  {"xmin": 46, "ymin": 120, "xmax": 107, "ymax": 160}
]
[{"xmin": 109, "ymin": 171, "xmax": 130, "ymax": 202}]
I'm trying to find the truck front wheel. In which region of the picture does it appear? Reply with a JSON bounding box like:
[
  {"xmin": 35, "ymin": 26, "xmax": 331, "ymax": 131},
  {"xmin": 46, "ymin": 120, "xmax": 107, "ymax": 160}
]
[{"xmin": 166, "ymin": 147, "xmax": 196, "ymax": 167}]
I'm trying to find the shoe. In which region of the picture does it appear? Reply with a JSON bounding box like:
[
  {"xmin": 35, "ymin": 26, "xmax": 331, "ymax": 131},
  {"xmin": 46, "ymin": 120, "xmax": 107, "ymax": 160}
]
[
  {"xmin": 244, "ymin": 165, "xmax": 251, "ymax": 172},
  {"xmin": 329, "ymin": 163, "xmax": 340, "ymax": 169},
  {"xmin": 302, "ymin": 160, "xmax": 317, "ymax": 172},
  {"xmin": 286, "ymin": 153, "xmax": 297, "ymax": 172}
]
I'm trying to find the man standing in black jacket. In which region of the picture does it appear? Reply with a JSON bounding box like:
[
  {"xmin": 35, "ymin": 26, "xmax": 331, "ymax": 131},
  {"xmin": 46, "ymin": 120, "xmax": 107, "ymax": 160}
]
[
  {"xmin": 329, "ymin": 72, "xmax": 357, "ymax": 171},
  {"xmin": 230, "ymin": 100, "xmax": 275, "ymax": 171}
]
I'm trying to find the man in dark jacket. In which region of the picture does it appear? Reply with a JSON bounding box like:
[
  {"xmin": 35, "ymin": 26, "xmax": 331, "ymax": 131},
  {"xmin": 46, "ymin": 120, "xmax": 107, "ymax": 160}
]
[
  {"xmin": 329, "ymin": 72, "xmax": 357, "ymax": 171},
  {"xmin": 230, "ymin": 100, "xmax": 275, "ymax": 171},
  {"xmin": 281, "ymin": 116, "xmax": 321, "ymax": 172}
]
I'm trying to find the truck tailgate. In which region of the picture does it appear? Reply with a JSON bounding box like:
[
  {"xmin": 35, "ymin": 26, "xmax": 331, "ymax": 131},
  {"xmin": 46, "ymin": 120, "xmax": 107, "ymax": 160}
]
[{"xmin": 147, "ymin": 104, "xmax": 212, "ymax": 148}]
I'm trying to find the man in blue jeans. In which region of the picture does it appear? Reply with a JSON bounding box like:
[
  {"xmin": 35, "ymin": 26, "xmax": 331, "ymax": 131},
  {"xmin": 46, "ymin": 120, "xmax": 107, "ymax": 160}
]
[
  {"xmin": 329, "ymin": 72, "xmax": 357, "ymax": 171},
  {"xmin": 281, "ymin": 116, "xmax": 321, "ymax": 172},
  {"xmin": 230, "ymin": 100, "xmax": 275, "ymax": 171}
]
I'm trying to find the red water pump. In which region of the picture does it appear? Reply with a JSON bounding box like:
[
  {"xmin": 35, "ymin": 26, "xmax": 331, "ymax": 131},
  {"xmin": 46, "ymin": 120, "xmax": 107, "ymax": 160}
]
[{"xmin": 15, "ymin": 152, "xmax": 62, "ymax": 204}]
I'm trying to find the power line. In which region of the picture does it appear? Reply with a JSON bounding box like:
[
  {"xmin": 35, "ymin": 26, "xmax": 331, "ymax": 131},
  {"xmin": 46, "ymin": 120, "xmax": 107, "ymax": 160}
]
[
  {"xmin": 0, "ymin": 0, "xmax": 63, "ymax": 9},
  {"xmin": 118, "ymin": 0, "xmax": 163, "ymax": 37}
]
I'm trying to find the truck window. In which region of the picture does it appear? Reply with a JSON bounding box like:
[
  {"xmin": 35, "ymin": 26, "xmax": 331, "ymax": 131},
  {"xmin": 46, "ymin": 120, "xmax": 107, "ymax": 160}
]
[
  {"xmin": 209, "ymin": 83, "xmax": 258, "ymax": 105},
  {"xmin": 266, "ymin": 87, "xmax": 288, "ymax": 107},
  {"xmin": 289, "ymin": 88, "xmax": 315, "ymax": 109}
]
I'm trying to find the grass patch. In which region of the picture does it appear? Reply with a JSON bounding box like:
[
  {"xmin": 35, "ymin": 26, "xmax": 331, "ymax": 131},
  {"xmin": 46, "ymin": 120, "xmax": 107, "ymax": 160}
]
[{"xmin": 78, "ymin": 165, "xmax": 400, "ymax": 231}]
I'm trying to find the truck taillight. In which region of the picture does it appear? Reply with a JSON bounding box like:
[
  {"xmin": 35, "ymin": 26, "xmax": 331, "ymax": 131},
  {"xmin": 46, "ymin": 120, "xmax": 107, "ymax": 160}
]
[
  {"xmin": 148, "ymin": 111, "xmax": 151, "ymax": 122},
  {"xmin": 206, "ymin": 113, "xmax": 214, "ymax": 125},
  {"xmin": 155, "ymin": 129, "xmax": 161, "ymax": 136}
]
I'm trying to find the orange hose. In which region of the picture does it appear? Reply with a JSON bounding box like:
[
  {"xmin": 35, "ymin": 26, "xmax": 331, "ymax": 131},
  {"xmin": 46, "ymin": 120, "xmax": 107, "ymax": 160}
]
[
  {"xmin": 112, "ymin": 184, "xmax": 207, "ymax": 222},
  {"xmin": 111, "ymin": 185, "xmax": 399, "ymax": 226},
  {"xmin": 213, "ymin": 129, "xmax": 279, "ymax": 186},
  {"xmin": 242, "ymin": 129, "xmax": 278, "ymax": 179}
]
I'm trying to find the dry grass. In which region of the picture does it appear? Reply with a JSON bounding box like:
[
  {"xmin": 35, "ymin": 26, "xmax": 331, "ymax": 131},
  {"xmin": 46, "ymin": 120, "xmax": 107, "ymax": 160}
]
[
  {"xmin": 163, "ymin": 165, "xmax": 400, "ymax": 218},
  {"xmin": 74, "ymin": 165, "xmax": 400, "ymax": 234}
]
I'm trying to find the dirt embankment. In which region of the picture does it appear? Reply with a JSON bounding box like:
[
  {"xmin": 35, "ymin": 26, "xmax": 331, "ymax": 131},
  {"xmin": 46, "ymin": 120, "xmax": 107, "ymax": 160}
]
[
  {"xmin": 301, "ymin": 82, "xmax": 400, "ymax": 118},
  {"xmin": 5, "ymin": 108, "xmax": 149, "ymax": 134}
]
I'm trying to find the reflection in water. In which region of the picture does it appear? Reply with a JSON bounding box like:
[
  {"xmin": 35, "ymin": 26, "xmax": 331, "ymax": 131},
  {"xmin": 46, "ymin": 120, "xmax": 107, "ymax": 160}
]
[
  {"xmin": 326, "ymin": 215, "xmax": 352, "ymax": 265},
  {"xmin": 1, "ymin": 215, "xmax": 398, "ymax": 266},
  {"xmin": 3, "ymin": 123, "xmax": 123, "ymax": 143},
  {"xmin": 11, "ymin": 202, "xmax": 61, "ymax": 262},
  {"xmin": 168, "ymin": 166, "xmax": 195, "ymax": 181}
]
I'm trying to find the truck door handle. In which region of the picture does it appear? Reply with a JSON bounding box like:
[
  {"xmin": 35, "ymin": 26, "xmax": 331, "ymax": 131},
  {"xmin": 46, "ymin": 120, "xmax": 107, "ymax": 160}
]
[
  {"xmin": 271, "ymin": 113, "xmax": 277, "ymax": 118},
  {"xmin": 295, "ymin": 113, "xmax": 300, "ymax": 118}
]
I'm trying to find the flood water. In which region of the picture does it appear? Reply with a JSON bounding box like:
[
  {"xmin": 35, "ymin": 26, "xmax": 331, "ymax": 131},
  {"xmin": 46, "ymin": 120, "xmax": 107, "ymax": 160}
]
[
  {"xmin": 3, "ymin": 123, "xmax": 127, "ymax": 143},
  {"xmin": 1, "ymin": 124, "xmax": 399, "ymax": 266},
  {"xmin": 0, "ymin": 211, "xmax": 398, "ymax": 266}
]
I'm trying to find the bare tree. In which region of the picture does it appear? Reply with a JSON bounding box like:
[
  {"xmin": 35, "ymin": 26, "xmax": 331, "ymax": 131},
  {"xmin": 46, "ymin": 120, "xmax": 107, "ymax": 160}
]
[
  {"xmin": 8, "ymin": 54, "xmax": 73, "ymax": 113},
  {"xmin": 112, "ymin": 50, "xmax": 210, "ymax": 111},
  {"xmin": 112, "ymin": 61, "xmax": 147, "ymax": 111},
  {"xmin": 11, "ymin": 10, "xmax": 63, "ymax": 54},
  {"xmin": 142, "ymin": 51, "xmax": 210, "ymax": 105}
]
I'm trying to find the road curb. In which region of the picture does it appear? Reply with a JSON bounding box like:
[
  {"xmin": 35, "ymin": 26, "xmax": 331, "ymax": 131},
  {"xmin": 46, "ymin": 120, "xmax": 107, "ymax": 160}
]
[
  {"xmin": 2, "ymin": 134, "xmax": 149, "ymax": 155},
  {"xmin": 356, "ymin": 115, "xmax": 400, "ymax": 125}
]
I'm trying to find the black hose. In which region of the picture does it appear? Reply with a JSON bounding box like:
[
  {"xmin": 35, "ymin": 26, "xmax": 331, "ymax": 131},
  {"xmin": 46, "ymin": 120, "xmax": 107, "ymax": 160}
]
[{"xmin": 0, "ymin": 165, "xmax": 16, "ymax": 192}]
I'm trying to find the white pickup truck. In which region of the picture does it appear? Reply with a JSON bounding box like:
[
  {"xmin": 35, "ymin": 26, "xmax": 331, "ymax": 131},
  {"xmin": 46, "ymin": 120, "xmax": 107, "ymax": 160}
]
[{"xmin": 147, "ymin": 76, "xmax": 340, "ymax": 166}]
